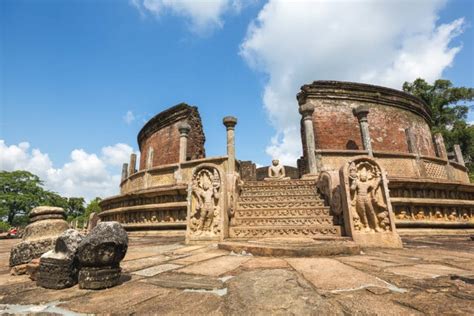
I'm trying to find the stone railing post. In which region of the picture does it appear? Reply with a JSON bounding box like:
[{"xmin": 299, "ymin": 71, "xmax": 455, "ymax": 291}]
[
  {"xmin": 299, "ymin": 103, "xmax": 318, "ymax": 175},
  {"xmin": 354, "ymin": 106, "xmax": 373, "ymax": 157},
  {"xmin": 453, "ymin": 144, "xmax": 465, "ymax": 166},
  {"xmin": 128, "ymin": 153, "xmax": 137, "ymax": 175},
  {"xmin": 223, "ymin": 116, "xmax": 238, "ymax": 174},
  {"xmin": 433, "ymin": 133, "xmax": 448, "ymax": 160},
  {"xmin": 178, "ymin": 122, "xmax": 191, "ymax": 163}
]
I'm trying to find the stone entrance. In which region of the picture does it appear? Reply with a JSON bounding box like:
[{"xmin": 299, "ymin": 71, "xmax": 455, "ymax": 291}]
[
  {"xmin": 229, "ymin": 179, "xmax": 341, "ymax": 238},
  {"xmin": 219, "ymin": 179, "xmax": 360, "ymax": 256}
]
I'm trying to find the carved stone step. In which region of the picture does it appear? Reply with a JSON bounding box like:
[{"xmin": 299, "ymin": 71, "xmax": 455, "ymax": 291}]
[
  {"xmin": 234, "ymin": 208, "xmax": 331, "ymax": 218},
  {"xmin": 237, "ymin": 201, "xmax": 325, "ymax": 210},
  {"xmin": 238, "ymin": 195, "xmax": 324, "ymax": 203},
  {"xmin": 243, "ymin": 180, "xmax": 316, "ymax": 187},
  {"xmin": 229, "ymin": 225, "xmax": 342, "ymax": 238},
  {"xmin": 240, "ymin": 190, "xmax": 317, "ymax": 197},
  {"xmin": 241, "ymin": 185, "xmax": 316, "ymax": 193},
  {"xmin": 231, "ymin": 216, "xmax": 336, "ymax": 227}
]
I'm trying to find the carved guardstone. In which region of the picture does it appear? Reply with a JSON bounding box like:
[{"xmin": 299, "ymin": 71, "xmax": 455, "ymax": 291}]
[
  {"xmin": 339, "ymin": 157, "xmax": 402, "ymax": 248},
  {"xmin": 186, "ymin": 165, "xmax": 226, "ymax": 243}
]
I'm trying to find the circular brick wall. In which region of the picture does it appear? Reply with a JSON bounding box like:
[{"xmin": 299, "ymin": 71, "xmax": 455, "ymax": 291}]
[{"xmin": 298, "ymin": 81, "xmax": 435, "ymax": 156}]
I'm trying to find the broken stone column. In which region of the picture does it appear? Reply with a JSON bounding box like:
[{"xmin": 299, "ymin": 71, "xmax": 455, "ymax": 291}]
[
  {"xmin": 10, "ymin": 206, "xmax": 69, "ymax": 269},
  {"xmin": 223, "ymin": 116, "xmax": 238, "ymax": 174},
  {"xmin": 37, "ymin": 229, "xmax": 84, "ymax": 289},
  {"xmin": 299, "ymin": 104, "xmax": 318, "ymax": 175},
  {"xmin": 433, "ymin": 133, "xmax": 448, "ymax": 160},
  {"xmin": 87, "ymin": 212, "xmax": 100, "ymax": 231},
  {"xmin": 453, "ymin": 144, "xmax": 465, "ymax": 166},
  {"xmin": 77, "ymin": 222, "xmax": 128, "ymax": 290},
  {"xmin": 354, "ymin": 106, "xmax": 373, "ymax": 157},
  {"xmin": 178, "ymin": 122, "xmax": 191, "ymax": 163},
  {"xmin": 128, "ymin": 153, "xmax": 137, "ymax": 176},
  {"xmin": 121, "ymin": 163, "xmax": 128, "ymax": 181}
]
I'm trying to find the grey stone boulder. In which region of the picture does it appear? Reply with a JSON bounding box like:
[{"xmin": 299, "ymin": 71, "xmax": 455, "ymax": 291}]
[
  {"xmin": 77, "ymin": 222, "xmax": 128, "ymax": 290},
  {"xmin": 37, "ymin": 229, "xmax": 84, "ymax": 289}
]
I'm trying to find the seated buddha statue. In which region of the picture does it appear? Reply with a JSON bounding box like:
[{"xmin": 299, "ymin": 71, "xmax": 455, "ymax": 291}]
[{"xmin": 264, "ymin": 159, "xmax": 290, "ymax": 181}]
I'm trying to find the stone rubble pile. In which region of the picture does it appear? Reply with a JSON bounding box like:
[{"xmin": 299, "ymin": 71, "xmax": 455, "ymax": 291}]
[
  {"xmin": 77, "ymin": 222, "xmax": 128, "ymax": 290},
  {"xmin": 33, "ymin": 221, "xmax": 128, "ymax": 290}
]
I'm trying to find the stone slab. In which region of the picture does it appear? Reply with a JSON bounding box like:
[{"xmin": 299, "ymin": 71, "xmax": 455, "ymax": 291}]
[
  {"xmin": 133, "ymin": 264, "xmax": 182, "ymax": 277},
  {"xmin": 286, "ymin": 258, "xmax": 389, "ymax": 293},
  {"xmin": 172, "ymin": 245, "xmax": 208, "ymax": 255},
  {"xmin": 177, "ymin": 256, "xmax": 250, "ymax": 276},
  {"xmin": 338, "ymin": 255, "xmax": 409, "ymax": 268},
  {"xmin": 226, "ymin": 269, "xmax": 341, "ymax": 314},
  {"xmin": 121, "ymin": 255, "xmax": 169, "ymax": 272},
  {"xmin": 384, "ymin": 264, "xmax": 474, "ymax": 279},
  {"xmin": 143, "ymin": 273, "xmax": 224, "ymax": 290},
  {"xmin": 171, "ymin": 250, "xmax": 227, "ymax": 265},
  {"xmin": 241, "ymin": 257, "xmax": 289, "ymax": 270},
  {"xmin": 59, "ymin": 281, "xmax": 160, "ymax": 314}
]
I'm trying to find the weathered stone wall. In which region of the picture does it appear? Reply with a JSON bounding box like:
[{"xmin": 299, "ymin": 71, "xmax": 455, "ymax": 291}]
[
  {"xmin": 297, "ymin": 81, "xmax": 437, "ymax": 172},
  {"xmin": 137, "ymin": 103, "xmax": 205, "ymax": 169}
]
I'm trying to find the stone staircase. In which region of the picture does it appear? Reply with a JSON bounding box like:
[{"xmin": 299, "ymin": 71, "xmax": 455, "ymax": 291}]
[{"xmin": 229, "ymin": 179, "xmax": 343, "ymax": 239}]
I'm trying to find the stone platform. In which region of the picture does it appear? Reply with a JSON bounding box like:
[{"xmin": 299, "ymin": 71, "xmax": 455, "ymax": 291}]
[
  {"xmin": 1, "ymin": 232, "xmax": 473, "ymax": 314},
  {"xmin": 218, "ymin": 237, "xmax": 360, "ymax": 257}
]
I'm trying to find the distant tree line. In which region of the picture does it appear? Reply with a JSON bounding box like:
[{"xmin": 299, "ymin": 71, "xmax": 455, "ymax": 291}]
[
  {"xmin": 0, "ymin": 170, "xmax": 102, "ymax": 231},
  {"xmin": 403, "ymin": 78, "xmax": 474, "ymax": 181}
]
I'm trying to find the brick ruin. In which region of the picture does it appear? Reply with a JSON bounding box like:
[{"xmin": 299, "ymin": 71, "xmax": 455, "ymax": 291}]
[{"xmin": 99, "ymin": 81, "xmax": 473, "ymax": 249}]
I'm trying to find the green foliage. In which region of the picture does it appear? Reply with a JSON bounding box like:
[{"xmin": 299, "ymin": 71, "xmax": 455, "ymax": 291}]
[
  {"xmin": 403, "ymin": 78, "xmax": 474, "ymax": 180},
  {"xmin": 0, "ymin": 170, "xmax": 88, "ymax": 225},
  {"xmin": 0, "ymin": 221, "xmax": 11, "ymax": 233},
  {"xmin": 66, "ymin": 197, "xmax": 86, "ymax": 218},
  {"xmin": 85, "ymin": 197, "xmax": 102, "ymax": 219}
]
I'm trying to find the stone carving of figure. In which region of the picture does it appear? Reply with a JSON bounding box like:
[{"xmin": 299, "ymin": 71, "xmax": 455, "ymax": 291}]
[
  {"xmin": 265, "ymin": 159, "xmax": 290, "ymax": 181},
  {"xmin": 191, "ymin": 168, "xmax": 221, "ymax": 235},
  {"xmin": 349, "ymin": 161, "xmax": 390, "ymax": 232}
]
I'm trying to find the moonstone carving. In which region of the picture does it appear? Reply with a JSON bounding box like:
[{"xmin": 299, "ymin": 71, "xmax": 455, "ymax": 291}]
[{"xmin": 189, "ymin": 167, "xmax": 222, "ymax": 237}]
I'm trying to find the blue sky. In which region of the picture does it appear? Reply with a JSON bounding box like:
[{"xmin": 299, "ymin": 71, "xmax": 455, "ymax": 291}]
[{"xmin": 1, "ymin": 0, "xmax": 473, "ymax": 199}]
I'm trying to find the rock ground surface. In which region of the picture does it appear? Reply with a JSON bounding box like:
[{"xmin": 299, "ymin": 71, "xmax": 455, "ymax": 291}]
[{"xmin": 0, "ymin": 231, "xmax": 473, "ymax": 315}]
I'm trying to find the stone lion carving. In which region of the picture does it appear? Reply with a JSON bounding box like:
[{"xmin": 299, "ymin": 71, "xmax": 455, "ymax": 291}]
[
  {"xmin": 189, "ymin": 167, "xmax": 221, "ymax": 235},
  {"xmin": 348, "ymin": 161, "xmax": 391, "ymax": 232}
]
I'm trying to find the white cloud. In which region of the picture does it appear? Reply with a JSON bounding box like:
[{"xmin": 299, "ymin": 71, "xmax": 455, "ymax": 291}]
[
  {"xmin": 240, "ymin": 0, "xmax": 465, "ymax": 165},
  {"xmin": 131, "ymin": 0, "xmax": 242, "ymax": 35},
  {"xmin": 0, "ymin": 140, "xmax": 137, "ymax": 201},
  {"xmin": 123, "ymin": 110, "xmax": 135, "ymax": 124}
]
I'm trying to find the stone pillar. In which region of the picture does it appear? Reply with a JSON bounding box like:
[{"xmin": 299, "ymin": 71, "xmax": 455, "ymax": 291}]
[
  {"xmin": 453, "ymin": 144, "xmax": 465, "ymax": 166},
  {"xmin": 354, "ymin": 106, "xmax": 373, "ymax": 157},
  {"xmin": 121, "ymin": 163, "xmax": 128, "ymax": 181},
  {"xmin": 223, "ymin": 116, "xmax": 238, "ymax": 174},
  {"xmin": 405, "ymin": 128, "xmax": 418, "ymax": 155},
  {"xmin": 299, "ymin": 104, "xmax": 318, "ymax": 175},
  {"xmin": 178, "ymin": 122, "xmax": 191, "ymax": 163},
  {"xmin": 433, "ymin": 133, "xmax": 448, "ymax": 160},
  {"xmin": 128, "ymin": 154, "xmax": 137, "ymax": 176},
  {"xmin": 146, "ymin": 148, "xmax": 154, "ymax": 169}
]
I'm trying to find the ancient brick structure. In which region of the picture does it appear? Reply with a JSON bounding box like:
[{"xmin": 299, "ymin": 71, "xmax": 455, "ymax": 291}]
[
  {"xmin": 100, "ymin": 80, "xmax": 472, "ymax": 251},
  {"xmin": 297, "ymin": 81, "xmax": 472, "ymax": 230},
  {"xmin": 137, "ymin": 103, "xmax": 205, "ymax": 169}
]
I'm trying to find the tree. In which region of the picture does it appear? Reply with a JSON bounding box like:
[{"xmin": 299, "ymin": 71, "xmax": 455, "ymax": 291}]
[
  {"xmin": 0, "ymin": 170, "xmax": 72, "ymax": 225},
  {"xmin": 403, "ymin": 79, "xmax": 474, "ymax": 178},
  {"xmin": 66, "ymin": 197, "xmax": 86, "ymax": 219},
  {"xmin": 85, "ymin": 197, "xmax": 102, "ymax": 219}
]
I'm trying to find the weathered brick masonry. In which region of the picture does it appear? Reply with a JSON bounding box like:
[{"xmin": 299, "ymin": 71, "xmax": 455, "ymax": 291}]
[{"xmin": 137, "ymin": 103, "xmax": 205, "ymax": 169}]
